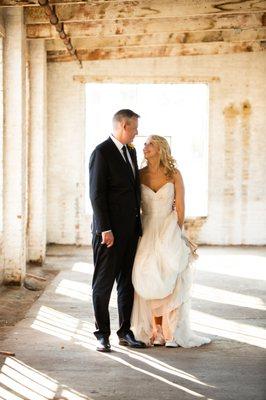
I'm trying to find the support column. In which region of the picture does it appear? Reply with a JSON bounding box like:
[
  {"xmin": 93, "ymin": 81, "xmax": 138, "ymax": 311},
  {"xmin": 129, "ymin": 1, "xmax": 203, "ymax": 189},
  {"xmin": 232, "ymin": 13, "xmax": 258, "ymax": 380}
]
[
  {"xmin": 28, "ymin": 40, "xmax": 47, "ymax": 264},
  {"xmin": 3, "ymin": 8, "xmax": 27, "ymax": 285},
  {"xmin": 0, "ymin": 25, "xmax": 3, "ymax": 284}
]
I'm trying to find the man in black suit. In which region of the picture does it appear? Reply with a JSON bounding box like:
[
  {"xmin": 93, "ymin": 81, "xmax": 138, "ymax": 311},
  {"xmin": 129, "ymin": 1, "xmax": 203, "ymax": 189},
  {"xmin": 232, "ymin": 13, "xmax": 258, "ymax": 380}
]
[{"xmin": 89, "ymin": 109, "xmax": 146, "ymax": 352}]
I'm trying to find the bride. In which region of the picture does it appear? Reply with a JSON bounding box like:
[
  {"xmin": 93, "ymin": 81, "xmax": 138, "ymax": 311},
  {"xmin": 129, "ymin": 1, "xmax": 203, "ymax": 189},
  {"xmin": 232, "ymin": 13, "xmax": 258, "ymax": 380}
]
[{"xmin": 131, "ymin": 135, "xmax": 211, "ymax": 348}]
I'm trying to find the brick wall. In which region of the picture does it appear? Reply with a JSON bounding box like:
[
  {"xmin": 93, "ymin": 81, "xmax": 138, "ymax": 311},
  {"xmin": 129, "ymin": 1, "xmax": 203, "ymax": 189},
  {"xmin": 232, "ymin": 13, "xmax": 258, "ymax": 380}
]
[{"xmin": 47, "ymin": 52, "xmax": 266, "ymax": 245}]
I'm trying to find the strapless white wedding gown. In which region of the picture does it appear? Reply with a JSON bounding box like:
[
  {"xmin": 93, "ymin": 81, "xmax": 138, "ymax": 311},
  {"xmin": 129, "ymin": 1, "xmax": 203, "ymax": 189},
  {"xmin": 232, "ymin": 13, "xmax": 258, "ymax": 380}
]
[{"xmin": 131, "ymin": 182, "xmax": 211, "ymax": 348}]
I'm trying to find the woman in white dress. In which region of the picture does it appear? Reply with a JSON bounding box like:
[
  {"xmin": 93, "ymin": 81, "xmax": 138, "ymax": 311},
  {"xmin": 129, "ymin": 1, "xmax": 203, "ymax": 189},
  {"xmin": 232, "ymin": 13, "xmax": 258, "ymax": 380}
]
[{"xmin": 131, "ymin": 135, "xmax": 211, "ymax": 348}]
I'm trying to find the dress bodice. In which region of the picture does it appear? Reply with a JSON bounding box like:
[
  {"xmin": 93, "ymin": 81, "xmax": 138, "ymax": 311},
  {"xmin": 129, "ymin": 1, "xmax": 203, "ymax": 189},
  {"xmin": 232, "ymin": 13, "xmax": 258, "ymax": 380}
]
[{"xmin": 141, "ymin": 182, "xmax": 175, "ymax": 217}]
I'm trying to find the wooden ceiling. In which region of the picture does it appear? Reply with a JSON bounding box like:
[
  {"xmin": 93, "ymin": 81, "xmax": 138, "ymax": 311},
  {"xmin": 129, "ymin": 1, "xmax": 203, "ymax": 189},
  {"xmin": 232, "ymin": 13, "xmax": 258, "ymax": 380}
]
[{"xmin": 1, "ymin": 1, "xmax": 266, "ymax": 62}]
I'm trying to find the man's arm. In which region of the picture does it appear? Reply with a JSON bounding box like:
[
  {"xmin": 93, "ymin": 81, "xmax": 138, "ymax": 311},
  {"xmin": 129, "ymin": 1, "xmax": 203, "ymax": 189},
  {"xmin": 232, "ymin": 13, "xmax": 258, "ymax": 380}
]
[{"xmin": 89, "ymin": 148, "xmax": 112, "ymax": 233}]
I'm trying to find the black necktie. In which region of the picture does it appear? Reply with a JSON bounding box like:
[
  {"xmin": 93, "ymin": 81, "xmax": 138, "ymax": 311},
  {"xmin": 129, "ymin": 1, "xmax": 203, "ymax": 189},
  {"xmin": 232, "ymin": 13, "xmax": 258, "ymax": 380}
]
[{"xmin": 122, "ymin": 146, "xmax": 134, "ymax": 178}]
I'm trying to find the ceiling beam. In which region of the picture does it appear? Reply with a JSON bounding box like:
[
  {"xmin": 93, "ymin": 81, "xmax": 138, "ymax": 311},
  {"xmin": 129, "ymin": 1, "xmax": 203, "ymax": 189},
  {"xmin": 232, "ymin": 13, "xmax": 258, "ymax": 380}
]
[
  {"xmin": 24, "ymin": 1, "xmax": 266, "ymax": 24},
  {"xmin": 73, "ymin": 75, "xmax": 221, "ymax": 84},
  {"xmin": 26, "ymin": 12, "xmax": 266, "ymax": 39},
  {"xmin": 3, "ymin": 0, "xmax": 266, "ymax": 12},
  {"xmin": 47, "ymin": 40, "xmax": 265, "ymax": 62},
  {"xmin": 44, "ymin": 28, "xmax": 266, "ymax": 50},
  {"xmin": 0, "ymin": 0, "xmax": 90, "ymax": 5}
]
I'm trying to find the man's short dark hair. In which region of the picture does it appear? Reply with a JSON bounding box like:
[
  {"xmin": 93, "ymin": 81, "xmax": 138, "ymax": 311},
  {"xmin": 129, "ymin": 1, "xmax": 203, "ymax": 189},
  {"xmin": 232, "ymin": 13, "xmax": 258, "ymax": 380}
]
[{"xmin": 113, "ymin": 109, "xmax": 140, "ymax": 124}]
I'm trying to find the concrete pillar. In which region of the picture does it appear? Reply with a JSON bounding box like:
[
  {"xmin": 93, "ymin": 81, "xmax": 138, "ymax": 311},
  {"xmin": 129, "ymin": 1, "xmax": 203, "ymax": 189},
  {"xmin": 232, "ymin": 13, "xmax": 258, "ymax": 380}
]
[
  {"xmin": 0, "ymin": 9, "xmax": 4, "ymax": 37},
  {"xmin": 28, "ymin": 40, "xmax": 47, "ymax": 264},
  {"xmin": 3, "ymin": 8, "xmax": 27, "ymax": 285},
  {"xmin": 0, "ymin": 33, "xmax": 3, "ymax": 284}
]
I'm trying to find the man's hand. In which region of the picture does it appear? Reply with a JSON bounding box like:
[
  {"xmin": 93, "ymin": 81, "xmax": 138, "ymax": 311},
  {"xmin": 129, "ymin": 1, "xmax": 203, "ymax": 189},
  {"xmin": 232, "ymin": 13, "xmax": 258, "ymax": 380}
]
[{"xmin": 101, "ymin": 231, "xmax": 114, "ymax": 248}]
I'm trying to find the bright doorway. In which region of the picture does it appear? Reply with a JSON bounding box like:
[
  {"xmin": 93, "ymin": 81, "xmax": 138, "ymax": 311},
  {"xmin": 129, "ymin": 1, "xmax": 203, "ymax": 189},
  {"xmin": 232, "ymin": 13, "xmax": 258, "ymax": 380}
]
[{"xmin": 85, "ymin": 83, "xmax": 209, "ymax": 217}]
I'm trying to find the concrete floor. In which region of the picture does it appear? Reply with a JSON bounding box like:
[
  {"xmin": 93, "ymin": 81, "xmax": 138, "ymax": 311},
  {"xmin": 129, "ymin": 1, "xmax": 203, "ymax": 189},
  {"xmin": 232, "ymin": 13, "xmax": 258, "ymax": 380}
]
[{"xmin": 0, "ymin": 245, "xmax": 265, "ymax": 400}]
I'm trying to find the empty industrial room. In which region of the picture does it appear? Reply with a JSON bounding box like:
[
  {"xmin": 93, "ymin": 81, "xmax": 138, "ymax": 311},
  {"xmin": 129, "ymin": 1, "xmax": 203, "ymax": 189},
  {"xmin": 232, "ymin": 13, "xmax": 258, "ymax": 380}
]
[{"xmin": 0, "ymin": 1, "xmax": 265, "ymax": 400}]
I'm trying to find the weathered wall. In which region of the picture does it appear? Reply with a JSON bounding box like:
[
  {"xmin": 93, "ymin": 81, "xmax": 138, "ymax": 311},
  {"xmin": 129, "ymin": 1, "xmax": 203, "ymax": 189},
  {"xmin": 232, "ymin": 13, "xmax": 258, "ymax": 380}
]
[
  {"xmin": 47, "ymin": 62, "xmax": 86, "ymax": 245},
  {"xmin": 47, "ymin": 51, "xmax": 266, "ymax": 245}
]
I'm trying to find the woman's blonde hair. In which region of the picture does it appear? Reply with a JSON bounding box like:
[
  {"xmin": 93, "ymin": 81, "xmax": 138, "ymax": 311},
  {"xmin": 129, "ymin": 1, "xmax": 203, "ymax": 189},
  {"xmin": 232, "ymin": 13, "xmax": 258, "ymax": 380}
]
[{"xmin": 147, "ymin": 135, "xmax": 177, "ymax": 178}]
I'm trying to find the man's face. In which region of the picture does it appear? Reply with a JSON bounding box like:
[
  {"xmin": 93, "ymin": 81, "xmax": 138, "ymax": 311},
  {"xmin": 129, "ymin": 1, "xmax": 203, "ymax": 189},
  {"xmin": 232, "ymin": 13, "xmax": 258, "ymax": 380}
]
[{"xmin": 122, "ymin": 117, "xmax": 138, "ymax": 144}]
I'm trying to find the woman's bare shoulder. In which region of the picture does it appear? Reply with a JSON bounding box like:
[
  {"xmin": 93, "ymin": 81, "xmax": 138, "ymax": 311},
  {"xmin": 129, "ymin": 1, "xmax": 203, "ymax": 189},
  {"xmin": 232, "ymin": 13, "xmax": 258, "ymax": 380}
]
[
  {"xmin": 172, "ymin": 169, "xmax": 184, "ymax": 185},
  {"xmin": 139, "ymin": 166, "xmax": 148, "ymax": 176}
]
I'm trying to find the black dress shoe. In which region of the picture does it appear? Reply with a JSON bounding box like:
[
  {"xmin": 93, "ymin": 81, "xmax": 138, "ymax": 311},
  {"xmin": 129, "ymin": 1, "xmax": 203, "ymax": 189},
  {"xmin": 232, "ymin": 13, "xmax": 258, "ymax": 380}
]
[
  {"xmin": 119, "ymin": 331, "xmax": 146, "ymax": 348},
  {"xmin": 96, "ymin": 337, "xmax": 111, "ymax": 352}
]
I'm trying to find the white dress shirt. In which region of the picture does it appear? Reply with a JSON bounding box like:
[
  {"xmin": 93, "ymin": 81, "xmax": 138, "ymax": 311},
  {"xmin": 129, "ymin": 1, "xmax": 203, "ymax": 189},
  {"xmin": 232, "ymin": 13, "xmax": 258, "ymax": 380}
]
[
  {"xmin": 110, "ymin": 135, "xmax": 135, "ymax": 176},
  {"xmin": 102, "ymin": 136, "xmax": 135, "ymax": 234}
]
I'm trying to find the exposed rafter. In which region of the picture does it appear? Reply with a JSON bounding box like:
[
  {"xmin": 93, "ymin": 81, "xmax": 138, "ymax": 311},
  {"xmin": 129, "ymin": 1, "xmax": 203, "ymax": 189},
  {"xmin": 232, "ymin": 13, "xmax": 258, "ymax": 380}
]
[
  {"xmin": 2, "ymin": 0, "xmax": 266, "ymax": 15},
  {"xmin": 24, "ymin": 0, "xmax": 266, "ymax": 22},
  {"xmin": 37, "ymin": 0, "xmax": 82, "ymax": 67},
  {"xmin": 2, "ymin": 0, "xmax": 265, "ymax": 62},
  {"xmin": 26, "ymin": 12, "xmax": 266, "ymax": 39},
  {"xmin": 47, "ymin": 40, "xmax": 265, "ymax": 62},
  {"xmin": 45, "ymin": 28, "xmax": 266, "ymax": 51}
]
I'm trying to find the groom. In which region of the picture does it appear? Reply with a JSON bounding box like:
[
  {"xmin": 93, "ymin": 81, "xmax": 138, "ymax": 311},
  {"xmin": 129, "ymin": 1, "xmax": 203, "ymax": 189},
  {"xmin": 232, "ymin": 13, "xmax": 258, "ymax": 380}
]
[{"xmin": 89, "ymin": 109, "xmax": 146, "ymax": 352}]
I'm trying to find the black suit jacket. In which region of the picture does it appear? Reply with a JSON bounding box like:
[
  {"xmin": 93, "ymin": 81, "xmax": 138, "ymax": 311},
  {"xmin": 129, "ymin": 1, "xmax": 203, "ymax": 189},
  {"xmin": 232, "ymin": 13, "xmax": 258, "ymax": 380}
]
[{"xmin": 89, "ymin": 137, "xmax": 142, "ymax": 237}]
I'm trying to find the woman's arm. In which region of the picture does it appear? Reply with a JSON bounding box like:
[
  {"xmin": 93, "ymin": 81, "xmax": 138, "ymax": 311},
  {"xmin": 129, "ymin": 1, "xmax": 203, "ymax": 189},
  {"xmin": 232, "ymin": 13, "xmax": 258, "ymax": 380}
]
[
  {"xmin": 139, "ymin": 166, "xmax": 147, "ymax": 185},
  {"xmin": 173, "ymin": 170, "xmax": 185, "ymax": 229}
]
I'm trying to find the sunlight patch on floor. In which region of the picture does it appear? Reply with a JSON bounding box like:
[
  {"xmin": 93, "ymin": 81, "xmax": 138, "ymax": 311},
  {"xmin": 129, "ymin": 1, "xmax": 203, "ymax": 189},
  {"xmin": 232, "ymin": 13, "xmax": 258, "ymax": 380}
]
[
  {"xmin": 54, "ymin": 278, "xmax": 117, "ymax": 307},
  {"xmin": 192, "ymin": 284, "xmax": 265, "ymax": 310},
  {"xmin": 72, "ymin": 262, "xmax": 94, "ymax": 275},
  {"xmin": 191, "ymin": 310, "xmax": 266, "ymax": 348},
  {"xmin": 30, "ymin": 306, "xmax": 214, "ymax": 398},
  {"xmin": 0, "ymin": 357, "xmax": 90, "ymax": 400},
  {"xmin": 196, "ymin": 254, "xmax": 266, "ymax": 280}
]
